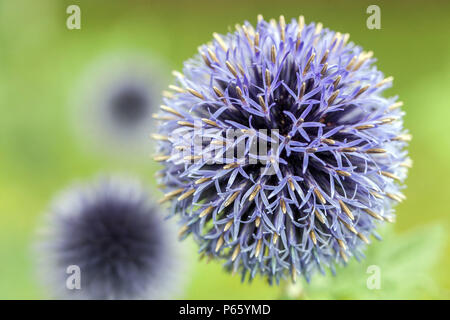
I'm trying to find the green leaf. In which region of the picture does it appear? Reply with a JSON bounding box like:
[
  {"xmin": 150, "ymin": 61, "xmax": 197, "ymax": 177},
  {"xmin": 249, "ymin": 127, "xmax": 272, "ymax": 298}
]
[{"xmin": 285, "ymin": 224, "xmax": 446, "ymax": 299}]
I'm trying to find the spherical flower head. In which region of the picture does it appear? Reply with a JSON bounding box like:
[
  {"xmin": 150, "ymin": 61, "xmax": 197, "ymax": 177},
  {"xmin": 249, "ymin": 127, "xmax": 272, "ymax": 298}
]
[
  {"xmin": 73, "ymin": 54, "xmax": 167, "ymax": 156},
  {"xmin": 154, "ymin": 15, "xmax": 410, "ymax": 284},
  {"xmin": 35, "ymin": 176, "xmax": 186, "ymax": 299}
]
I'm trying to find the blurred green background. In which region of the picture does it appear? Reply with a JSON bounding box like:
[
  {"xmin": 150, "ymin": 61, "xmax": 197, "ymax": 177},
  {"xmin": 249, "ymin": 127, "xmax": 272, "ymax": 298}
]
[{"xmin": 0, "ymin": 0, "xmax": 449, "ymax": 299}]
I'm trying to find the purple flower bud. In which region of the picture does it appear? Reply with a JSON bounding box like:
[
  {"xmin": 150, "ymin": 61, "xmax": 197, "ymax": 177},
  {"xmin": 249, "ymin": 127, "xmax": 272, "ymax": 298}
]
[{"xmin": 35, "ymin": 176, "xmax": 186, "ymax": 299}]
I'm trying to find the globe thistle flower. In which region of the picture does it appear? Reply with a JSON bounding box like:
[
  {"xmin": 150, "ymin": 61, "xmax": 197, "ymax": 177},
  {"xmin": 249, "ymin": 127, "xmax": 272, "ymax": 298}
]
[
  {"xmin": 153, "ymin": 15, "xmax": 410, "ymax": 284},
  {"xmin": 73, "ymin": 54, "xmax": 167, "ymax": 155},
  {"xmin": 35, "ymin": 176, "xmax": 186, "ymax": 299}
]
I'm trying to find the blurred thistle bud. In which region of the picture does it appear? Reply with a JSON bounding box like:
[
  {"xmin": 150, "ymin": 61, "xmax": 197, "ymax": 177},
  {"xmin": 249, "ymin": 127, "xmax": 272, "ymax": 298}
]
[
  {"xmin": 72, "ymin": 53, "xmax": 168, "ymax": 157},
  {"xmin": 35, "ymin": 176, "xmax": 187, "ymax": 299}
]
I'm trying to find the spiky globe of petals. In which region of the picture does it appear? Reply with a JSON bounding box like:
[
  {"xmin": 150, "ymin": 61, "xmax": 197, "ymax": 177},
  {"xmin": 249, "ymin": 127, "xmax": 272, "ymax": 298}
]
[
  {"xmin": 35, "ymin": 176, "xmax": 186, "ymax": 299},
  {"xmin": 153, "ymin": 15, "xmax": 410, "ymax": 284}
]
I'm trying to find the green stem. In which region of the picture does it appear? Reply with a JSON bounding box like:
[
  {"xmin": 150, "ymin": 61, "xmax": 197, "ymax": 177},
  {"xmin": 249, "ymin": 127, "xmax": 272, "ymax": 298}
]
[{"xmin": 279, "ymin": 281, "xmax": 306, "ymax": 300}]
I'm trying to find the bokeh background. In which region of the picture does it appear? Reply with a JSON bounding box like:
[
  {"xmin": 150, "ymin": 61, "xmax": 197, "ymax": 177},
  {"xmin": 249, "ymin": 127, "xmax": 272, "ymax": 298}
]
[{"xmin": 0, "ymin": 0, "xmax": 449, "ymax": 299}]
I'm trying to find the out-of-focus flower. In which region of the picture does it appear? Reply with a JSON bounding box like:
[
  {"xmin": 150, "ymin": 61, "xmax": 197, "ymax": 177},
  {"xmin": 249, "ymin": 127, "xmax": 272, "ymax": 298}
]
[
  {"xmin": 153, "ymin": 15, "xmax": 410, "ymax": 284},
  {"xmin": 73, "ymin": 53, "xmax": 167, "ymax": 155},
  {"xmin": 35, "ymin": 176, "xmax": 186, "ymax": 299}
]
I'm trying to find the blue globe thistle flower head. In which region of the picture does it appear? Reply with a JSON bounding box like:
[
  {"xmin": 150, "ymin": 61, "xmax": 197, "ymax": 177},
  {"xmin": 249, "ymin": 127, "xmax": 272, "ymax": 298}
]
[
  {"xmin": 35, "ymin": 176, "xmax": 187, "ymax": 299},
  {"xmin": 153, "ymin": 15, "xmax": 411, "ymax": 284}
]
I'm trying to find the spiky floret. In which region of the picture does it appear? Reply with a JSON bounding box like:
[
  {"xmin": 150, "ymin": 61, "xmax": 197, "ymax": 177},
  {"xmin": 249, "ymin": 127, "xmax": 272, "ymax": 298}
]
[
  {"xmin": 153, "ymin": 15, "xmax": 410, "ymax": 284},
  {"xmin": 35, "ymin": 176, "xmax": 185, "ymax": 299}
]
